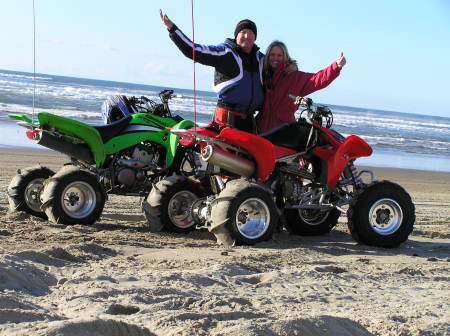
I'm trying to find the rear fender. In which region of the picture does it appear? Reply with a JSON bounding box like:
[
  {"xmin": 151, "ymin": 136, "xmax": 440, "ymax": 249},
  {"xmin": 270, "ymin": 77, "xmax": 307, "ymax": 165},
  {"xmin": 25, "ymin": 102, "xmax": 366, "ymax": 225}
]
[
  {"xmin": 8, "ymin": 114, "xmax": 37, "ymax": 125},
  {"xmin": 218, "ymin": 128, "xmax": 275, "ymax": 182},
  {"xmin": 37, "ymin": 112, "xmax": 106, "ymax": 167}
]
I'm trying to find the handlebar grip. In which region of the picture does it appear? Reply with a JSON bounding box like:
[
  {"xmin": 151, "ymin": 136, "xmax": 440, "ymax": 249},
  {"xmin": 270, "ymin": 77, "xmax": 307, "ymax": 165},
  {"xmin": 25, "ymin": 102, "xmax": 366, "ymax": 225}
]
[{"xmin": 288, "ymin": 94, "xmax": 306, "ymax": 106}]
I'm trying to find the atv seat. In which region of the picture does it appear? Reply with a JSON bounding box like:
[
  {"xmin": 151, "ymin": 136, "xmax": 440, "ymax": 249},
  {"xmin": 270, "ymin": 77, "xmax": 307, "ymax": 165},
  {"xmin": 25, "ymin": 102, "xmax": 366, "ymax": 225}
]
[
  {"xmin": 93, "ymin": 115, "xmax": 132, "ymax": 143},
  {"xmin": 259, "ymin": 121, "xmax": 313, "ymax": 151}
]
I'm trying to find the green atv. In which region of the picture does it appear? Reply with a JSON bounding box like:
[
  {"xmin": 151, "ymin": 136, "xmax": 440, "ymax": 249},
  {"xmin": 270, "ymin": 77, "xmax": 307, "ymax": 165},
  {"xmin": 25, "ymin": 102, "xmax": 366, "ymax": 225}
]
[{"xmin": 7, "ymin": 90, "xmax": 204, "ymax": 233}]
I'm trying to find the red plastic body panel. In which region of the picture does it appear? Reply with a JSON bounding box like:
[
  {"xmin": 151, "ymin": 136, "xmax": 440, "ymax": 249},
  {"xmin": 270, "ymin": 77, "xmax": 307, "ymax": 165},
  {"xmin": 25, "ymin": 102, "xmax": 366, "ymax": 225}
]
[
  {"xmin": 312, "ymin": 124, "xmax": 372, "ymax": 188},
  {"xmin": 218, "ymin": 128, "xmax": 275, "ymax": 182},
  {"xmin": 188, "ymin": 124, "xmax": 372, "ymax": 188},
  {"xmin": 273, "ymin": 146, "xmax": 297, "ymax": 159}
]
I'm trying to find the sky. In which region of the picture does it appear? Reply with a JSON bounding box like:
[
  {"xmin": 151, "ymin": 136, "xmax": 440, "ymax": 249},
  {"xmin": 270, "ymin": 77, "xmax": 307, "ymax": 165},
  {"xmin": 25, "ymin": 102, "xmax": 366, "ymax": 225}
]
[{"xmin": 1, "ymin": 0, "xmax": 450, "ymax": 118}]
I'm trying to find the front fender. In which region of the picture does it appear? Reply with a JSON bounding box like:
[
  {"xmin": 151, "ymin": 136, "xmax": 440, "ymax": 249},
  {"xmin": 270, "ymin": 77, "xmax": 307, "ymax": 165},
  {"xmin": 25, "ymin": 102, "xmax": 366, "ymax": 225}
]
[
  {"xmin": 325, "ymin": 135, "xmax": 372, "ymax": 189},
  {"xmin": 166, "ymin": 119, "xmax": 196, "ymax": 167}
]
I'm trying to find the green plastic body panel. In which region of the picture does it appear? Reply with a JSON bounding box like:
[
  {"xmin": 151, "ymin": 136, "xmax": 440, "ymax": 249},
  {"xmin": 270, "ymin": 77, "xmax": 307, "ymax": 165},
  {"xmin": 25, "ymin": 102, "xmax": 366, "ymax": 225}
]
[
  {"xmin": 8, "ymin": 114, "xmax": 38, "ymax": 125},
  {"xmin": 103, "ymin": 113, "xmax": 195, "ymax": 168},
  {"xmin": 10, "ymin": 112, "xmax": 196, "ymax": 170},
  {"xmin": 168, "ymin": 119, "xmax": 196, "ymax": 165},
  {"xmin": 37, "ymin": 112, "xmax": 106, "ymax": 167}
]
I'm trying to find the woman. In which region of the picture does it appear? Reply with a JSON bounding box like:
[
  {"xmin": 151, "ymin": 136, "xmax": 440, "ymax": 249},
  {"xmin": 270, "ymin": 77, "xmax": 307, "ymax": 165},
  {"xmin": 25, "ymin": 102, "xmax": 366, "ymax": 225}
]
[{"xmin": 256, "ymin": 41, "xmax": 346, "ymax": 134}]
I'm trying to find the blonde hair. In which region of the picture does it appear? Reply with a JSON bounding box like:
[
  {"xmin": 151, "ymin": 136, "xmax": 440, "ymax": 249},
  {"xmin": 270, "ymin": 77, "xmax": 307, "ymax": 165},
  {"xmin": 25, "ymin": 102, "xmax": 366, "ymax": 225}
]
[{"xmin": 264, "ymin": 40, "xmax": 297, "ymax": 79}]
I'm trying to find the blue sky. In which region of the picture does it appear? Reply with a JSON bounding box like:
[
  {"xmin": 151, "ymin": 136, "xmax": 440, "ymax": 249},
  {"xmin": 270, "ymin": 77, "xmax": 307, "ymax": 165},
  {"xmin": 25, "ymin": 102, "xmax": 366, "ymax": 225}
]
[{"xmin": 1, "ymin": 0, "xmax": 450, "ymax": 117}]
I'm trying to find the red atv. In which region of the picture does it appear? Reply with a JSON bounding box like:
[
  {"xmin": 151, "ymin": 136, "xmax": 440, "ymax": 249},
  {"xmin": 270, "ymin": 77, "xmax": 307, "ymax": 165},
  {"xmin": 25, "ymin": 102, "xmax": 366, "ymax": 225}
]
[{"xmin": 170, "ymin": 96, "xmax": 415, "ymax": 247}]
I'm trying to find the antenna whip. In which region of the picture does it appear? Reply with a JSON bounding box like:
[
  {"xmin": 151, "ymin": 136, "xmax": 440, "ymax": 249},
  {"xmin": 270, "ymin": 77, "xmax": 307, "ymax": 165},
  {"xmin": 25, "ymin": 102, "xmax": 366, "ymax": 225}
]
[
  {"xmin": 191, "ymin": 0, "xmax": 197, "ymax": 129},
  {"xmin": 32, "ymin": 0, "xmax": 36, "ymax": 122}
]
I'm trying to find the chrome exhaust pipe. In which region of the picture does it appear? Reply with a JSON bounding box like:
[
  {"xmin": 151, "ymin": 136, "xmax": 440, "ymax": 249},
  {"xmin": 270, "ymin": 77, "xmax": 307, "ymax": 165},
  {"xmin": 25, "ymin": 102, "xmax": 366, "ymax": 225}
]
[{"xmin": 201, "ymin": 145, "xmax": 255, "ymax": 177}]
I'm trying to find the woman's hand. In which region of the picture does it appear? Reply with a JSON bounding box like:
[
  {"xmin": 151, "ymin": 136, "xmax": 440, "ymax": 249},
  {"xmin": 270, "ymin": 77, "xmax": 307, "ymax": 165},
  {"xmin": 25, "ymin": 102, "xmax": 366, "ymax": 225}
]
[
  {"xmin": 337, "ymin": 52, "xmax": 346, "ymax": 69},
  {"xmin": 160, "ymin": 9, "xmax": 174, "ymax": 30}
]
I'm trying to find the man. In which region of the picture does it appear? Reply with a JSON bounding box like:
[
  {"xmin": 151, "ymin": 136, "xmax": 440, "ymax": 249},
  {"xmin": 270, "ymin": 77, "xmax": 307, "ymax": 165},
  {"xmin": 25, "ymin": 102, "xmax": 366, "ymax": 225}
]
[{"xmin": 160, "ymin": 10, "xmax": 264, "ymax": 133}]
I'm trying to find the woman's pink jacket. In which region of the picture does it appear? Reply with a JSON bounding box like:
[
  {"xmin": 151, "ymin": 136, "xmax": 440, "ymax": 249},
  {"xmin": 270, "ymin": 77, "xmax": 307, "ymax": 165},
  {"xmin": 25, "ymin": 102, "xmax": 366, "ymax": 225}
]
[{"xmin": 256, "ymin": 61, "xmax": 341, "ymax": 134}]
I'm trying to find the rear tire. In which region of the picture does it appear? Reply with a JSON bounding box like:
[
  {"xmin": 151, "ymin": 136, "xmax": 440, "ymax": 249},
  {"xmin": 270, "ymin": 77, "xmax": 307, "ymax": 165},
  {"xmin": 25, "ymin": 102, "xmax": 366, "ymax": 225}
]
[
  {"xmin": 210, "ymin": 179, "xmax": 278, "ymax": 245},
  {"xmin": 347, "ymin": 180, "xmax": 415, "ymax": 248},
  {"xmin": 41, "ymin": 166, "xmax": 106, "ymax": 225},
  {"xmin": 142, "ymin": 175, "xmax": 204, "ymax": 233},
  {"xmin": 285, "ymin": 208, "xmax": 340, "ymax": 235},
  {"xmin": 7, "ymin": 165, "xmax": 55, "ymax": 218}
]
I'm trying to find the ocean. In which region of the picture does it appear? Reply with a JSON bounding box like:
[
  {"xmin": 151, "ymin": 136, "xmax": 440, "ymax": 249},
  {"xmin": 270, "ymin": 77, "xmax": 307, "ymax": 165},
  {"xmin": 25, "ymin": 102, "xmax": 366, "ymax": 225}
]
[{"xmin": 1, "ymin": 69, "xmax": 449, "ymax": 172}]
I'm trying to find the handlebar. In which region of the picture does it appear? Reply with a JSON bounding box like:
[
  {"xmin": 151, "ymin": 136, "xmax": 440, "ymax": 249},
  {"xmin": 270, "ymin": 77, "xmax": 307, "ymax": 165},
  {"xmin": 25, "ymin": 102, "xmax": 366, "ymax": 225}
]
[
  {"xmin": 160, "ymin": 89, "xmax": 174, "ymax": 103},
  {"xmin": 288, "ymin": 94, "xmax": 333, "ymax": 128},
  {"xmin": 288, "ymin": 94, "xmax": 313, "ymax": 108},
  {"xmin": 127, "ymin": 89, "xmax": 176, "ymax": 117}
]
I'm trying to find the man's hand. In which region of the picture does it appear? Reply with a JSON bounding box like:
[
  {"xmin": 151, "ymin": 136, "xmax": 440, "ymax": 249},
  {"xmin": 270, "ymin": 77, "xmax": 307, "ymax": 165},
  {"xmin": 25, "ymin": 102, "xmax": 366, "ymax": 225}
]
[
  {"xmin": 284, "ymin": 62, "xmax": 298, "ymax": 74},
  {"xmin": 337, "ymin": 52, "xmax": 346, "ymax": 69},
  {"xmin": 160, "ymin": 9, "xmax": 173, "ymax": 30}
]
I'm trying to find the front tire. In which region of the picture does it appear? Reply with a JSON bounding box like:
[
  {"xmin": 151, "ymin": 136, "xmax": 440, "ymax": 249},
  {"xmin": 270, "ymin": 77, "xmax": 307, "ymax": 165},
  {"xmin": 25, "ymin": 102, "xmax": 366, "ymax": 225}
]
[
  {"xmin": 7, "ymin": 165, "xmax": 55, "ymax": 218},
  {"xmin": 210, "ymin": 179, "xmax": 278, "ymax": 245},
  {"xmin": 41, "ymin": 166, "xmax": 106, "ymax": 225},
  {"xmin": 285, "ymin": 208, "xmax": 340, "ymax": 235},
  {"xmin": 347, "ymin": 180, "xmax": 415, "ymax": 248},
  {"xmin": 142, "ymin": 175, "xmax": 204, "ymax": 233}
]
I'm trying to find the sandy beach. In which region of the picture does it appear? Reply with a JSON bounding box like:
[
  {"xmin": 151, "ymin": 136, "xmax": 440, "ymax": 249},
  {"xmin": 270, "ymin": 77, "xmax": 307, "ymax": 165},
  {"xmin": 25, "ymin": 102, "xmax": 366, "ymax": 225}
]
[{"xmin": 0, "ymin": 148, "xmax": 449, "ymax": 336}]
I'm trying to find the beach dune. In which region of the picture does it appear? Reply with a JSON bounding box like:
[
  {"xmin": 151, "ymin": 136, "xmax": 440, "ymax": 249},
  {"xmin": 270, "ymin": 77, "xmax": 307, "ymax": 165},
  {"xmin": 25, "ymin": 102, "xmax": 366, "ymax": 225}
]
[{"xmin": 0, "ymin": 148, "xmax": 449, "ymax": 336}]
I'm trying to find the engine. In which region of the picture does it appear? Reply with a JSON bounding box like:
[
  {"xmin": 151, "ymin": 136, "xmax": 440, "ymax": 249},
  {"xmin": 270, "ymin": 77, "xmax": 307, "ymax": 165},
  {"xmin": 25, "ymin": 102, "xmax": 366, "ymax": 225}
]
[
  {"xmin": 276, "ymin": 154, "xmax": 318, "ymax": 205},
  {"xmin": 111, "ymin": 143, "xmax": 165, "ymax": 194},
  {"xmin": 281, "ymin": 174, "xmax": 307, "ymax": 204}
]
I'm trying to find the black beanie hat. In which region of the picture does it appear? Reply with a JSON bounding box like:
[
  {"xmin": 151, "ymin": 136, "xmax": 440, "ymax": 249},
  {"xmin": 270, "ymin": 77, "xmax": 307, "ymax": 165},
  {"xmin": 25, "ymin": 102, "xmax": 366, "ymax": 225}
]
[{"xmin": 234, "ymin": 19, "xmax": 257, "ymax": 39}]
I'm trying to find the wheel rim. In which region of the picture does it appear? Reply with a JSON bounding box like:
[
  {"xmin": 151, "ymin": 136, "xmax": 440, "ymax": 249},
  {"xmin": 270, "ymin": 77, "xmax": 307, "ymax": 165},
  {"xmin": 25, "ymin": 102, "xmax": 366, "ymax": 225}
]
[
  {"xmin": 24, "ymin": 178, "xmax": 46, "ymax": 213},
  {"xmin": 61, "ymin": 181, "xmax": 96, "ymax": 219},
  {"xmin": 369, "ymin": 198, "xmax": 403, "ymax": 235},
  {"xmin": 168, "ymin": 190, "xmax": 197, "ymax": 229},
  {"xmin": 299, "ymin": 209, "xmax": 330, "ymax": 226},
  {"xmin": 235, "ymin": 198, "xmax": 270, "ymax": 239}
]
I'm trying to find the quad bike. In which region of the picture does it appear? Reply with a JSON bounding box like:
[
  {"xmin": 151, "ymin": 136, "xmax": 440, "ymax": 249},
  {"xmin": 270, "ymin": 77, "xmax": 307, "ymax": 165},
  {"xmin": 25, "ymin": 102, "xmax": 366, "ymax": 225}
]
[
  {"xmin": 170, "ymin": 95, "xmax": 415, "ymax": 247},
  {"xmin": 7, "ymin": 90, "xmax": 204, "ymax": 232}
]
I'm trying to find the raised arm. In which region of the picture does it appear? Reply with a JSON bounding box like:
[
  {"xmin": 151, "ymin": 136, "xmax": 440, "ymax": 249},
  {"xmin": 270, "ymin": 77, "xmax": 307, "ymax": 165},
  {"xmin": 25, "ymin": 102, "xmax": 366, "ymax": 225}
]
[
  {"xmin": 293, "ymin": 53, "xmax": 346, "ymax": 97},
  {"xmin": 336, "ymin": 52, "xmax": 346, "ymax": 69},
  {"xmin": 159, "ymin": 10, "xmax": 231, "ymax": 68},
  {"xmin": 160, "ymin": 9, "xmax": 173, "ymax": 30}
]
